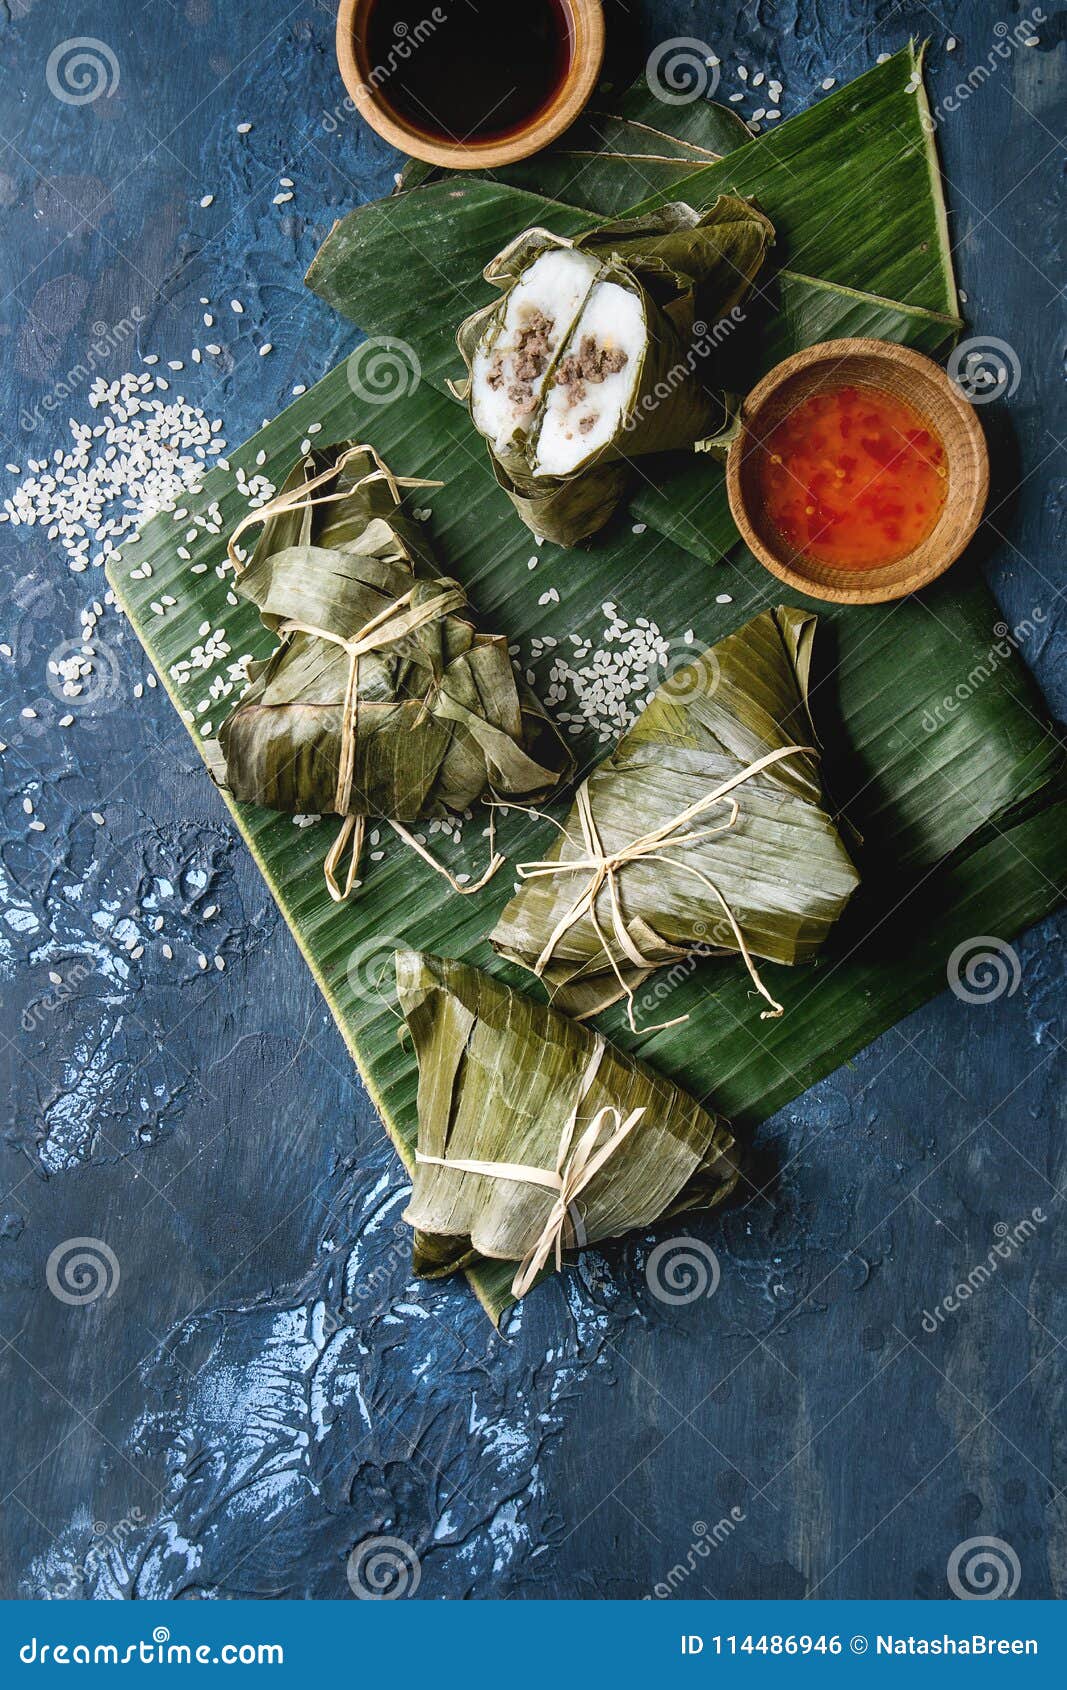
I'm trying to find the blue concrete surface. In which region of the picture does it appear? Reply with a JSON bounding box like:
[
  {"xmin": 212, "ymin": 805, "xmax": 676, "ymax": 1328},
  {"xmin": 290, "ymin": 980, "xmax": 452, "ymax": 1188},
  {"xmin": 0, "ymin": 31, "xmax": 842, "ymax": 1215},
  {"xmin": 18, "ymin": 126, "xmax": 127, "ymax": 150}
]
[{"xmin": 0, "ymin": 1, "xmax": 1064, "ymax": 1600}]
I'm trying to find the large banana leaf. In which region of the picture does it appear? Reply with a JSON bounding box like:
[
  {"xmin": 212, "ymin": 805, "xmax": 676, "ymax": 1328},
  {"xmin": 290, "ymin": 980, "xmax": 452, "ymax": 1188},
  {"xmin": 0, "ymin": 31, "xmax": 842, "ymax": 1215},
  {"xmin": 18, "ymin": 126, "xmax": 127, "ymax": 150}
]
[
  {"xmin": 107, "ymin": 51, "xmax": 1064, "ymax": 1322},
  {"xmin": 106, "ymin": 363, "xmax": 1064, "ymax": 1321}
]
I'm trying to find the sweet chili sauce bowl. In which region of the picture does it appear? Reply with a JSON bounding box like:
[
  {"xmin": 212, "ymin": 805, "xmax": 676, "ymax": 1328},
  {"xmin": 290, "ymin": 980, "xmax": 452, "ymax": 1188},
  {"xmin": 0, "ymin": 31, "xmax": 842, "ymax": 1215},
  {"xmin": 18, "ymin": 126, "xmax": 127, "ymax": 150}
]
[
  {"xmin": 725, "ymin": 338, "xmax": 990, "ymax": 607},
  {"xmin": 336, "ymin": 0, "xmax": 606, "ymax": 171}
]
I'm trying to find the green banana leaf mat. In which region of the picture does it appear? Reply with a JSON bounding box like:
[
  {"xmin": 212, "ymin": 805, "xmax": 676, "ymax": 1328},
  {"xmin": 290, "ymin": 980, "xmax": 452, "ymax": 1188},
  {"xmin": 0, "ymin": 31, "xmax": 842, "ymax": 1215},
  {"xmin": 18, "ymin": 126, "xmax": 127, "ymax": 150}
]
[{"xmin": 108, "ymin": 48, "xmax": 1066, "ymax": 1321}]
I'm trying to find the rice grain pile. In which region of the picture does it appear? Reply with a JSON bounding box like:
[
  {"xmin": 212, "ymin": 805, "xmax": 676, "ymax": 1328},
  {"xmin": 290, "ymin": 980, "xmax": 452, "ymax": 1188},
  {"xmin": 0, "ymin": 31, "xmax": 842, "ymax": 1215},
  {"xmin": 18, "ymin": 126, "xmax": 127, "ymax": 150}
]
[
  {"xmin": 2, "ymin": 372, "xmax": 228, "ymax": 573},
  {"xmin": 520, "ymin": 601, "xmax": 682, "ymax": 745}
]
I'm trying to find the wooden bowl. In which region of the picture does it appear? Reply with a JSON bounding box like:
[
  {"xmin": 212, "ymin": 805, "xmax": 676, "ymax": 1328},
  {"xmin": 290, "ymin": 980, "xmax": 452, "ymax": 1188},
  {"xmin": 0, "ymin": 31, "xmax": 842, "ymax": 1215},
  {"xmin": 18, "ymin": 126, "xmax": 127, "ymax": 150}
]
[
  {"xmin": 336, "ymin": 0, "xmax": 605, "ymax": 170},
  {"xmin": 726, "ymin": 338, "xmax": 989, "ymax": 606}
]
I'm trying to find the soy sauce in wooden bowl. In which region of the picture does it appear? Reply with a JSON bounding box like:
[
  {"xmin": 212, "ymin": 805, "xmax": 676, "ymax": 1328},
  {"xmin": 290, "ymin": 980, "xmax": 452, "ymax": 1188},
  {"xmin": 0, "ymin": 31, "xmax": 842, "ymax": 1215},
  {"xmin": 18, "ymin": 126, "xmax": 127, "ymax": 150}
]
[{"xmin": 365, "ymin": 0, "xmax": 573, "ymax": 144}]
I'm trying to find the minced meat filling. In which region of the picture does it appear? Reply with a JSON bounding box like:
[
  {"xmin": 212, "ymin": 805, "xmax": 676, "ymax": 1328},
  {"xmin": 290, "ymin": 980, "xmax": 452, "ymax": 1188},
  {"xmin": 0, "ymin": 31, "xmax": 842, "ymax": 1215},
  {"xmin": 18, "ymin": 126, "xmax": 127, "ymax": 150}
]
[
  {"xmin": 484, "ymin": 309, "xmax": 555, "ymax": 415},
  {"xmin": 555, "ymin": 335, "xmax": 629, "ymax": 409}
]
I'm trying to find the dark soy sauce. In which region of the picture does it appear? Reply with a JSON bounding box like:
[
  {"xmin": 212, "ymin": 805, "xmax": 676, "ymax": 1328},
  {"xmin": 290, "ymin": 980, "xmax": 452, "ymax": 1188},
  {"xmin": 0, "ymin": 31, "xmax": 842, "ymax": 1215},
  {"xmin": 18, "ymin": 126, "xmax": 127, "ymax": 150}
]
[{"xmin": 364, "ymin": 0, "xmax": 573, "ymax": 144}]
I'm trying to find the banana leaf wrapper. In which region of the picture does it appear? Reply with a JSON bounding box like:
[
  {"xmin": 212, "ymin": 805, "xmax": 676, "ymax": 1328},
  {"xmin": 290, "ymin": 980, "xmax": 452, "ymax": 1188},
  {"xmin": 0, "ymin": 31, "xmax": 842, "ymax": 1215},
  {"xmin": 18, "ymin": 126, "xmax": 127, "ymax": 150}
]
[
  {"xmin": 206, "ymin": 443, "xmax": 572, "ymax": 857},
  {"xmin": 491, "ymin": 607, "xmax": 861, "ymax": 1023},
  {"xmin": 455, "ymin": 198, "xmax": 774, "ymax": 545},
  {"xmin": 396, "ymin": 949, "xmax": 740, "ymax": 1294}
]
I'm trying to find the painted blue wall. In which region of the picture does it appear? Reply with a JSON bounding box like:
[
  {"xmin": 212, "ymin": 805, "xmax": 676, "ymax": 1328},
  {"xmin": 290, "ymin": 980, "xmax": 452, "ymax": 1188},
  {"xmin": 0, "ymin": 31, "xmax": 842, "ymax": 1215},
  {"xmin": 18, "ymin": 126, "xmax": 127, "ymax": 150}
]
[{"xmin": 0, "ymin": 1, "xmax": 1063, "ymax": 1600}]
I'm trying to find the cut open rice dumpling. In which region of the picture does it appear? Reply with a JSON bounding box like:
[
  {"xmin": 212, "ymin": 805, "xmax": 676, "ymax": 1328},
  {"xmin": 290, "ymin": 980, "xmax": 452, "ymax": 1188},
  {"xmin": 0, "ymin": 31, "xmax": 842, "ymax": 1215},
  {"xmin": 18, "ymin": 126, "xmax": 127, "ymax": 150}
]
[
  {"xmin": 456, "ymin": 197, "xmax": 776, "ymax": 544},
  {"xmin": 470, "ymin": 247, "xmax": 600, "ymax": 458}
]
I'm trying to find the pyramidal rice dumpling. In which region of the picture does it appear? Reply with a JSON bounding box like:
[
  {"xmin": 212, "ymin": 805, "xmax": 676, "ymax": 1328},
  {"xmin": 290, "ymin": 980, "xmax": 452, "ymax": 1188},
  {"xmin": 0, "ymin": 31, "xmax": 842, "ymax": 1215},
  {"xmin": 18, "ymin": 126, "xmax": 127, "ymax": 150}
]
[{"xmin": 396, "ymin": 949, "xmax": 741, "ymax": 1299}]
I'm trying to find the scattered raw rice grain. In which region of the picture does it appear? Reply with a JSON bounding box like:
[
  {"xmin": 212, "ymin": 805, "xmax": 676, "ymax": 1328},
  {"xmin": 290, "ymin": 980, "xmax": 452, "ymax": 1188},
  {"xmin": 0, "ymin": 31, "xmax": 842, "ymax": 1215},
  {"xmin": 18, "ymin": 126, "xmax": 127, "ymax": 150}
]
[{"xmin": 199, "ymin": 194, "xmax": 214, "ymax": 208}]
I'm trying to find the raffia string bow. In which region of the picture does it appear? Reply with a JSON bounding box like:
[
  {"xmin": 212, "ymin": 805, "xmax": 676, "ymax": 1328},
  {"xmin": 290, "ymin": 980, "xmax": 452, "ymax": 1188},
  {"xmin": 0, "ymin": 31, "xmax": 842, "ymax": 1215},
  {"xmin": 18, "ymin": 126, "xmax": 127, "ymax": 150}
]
[
  {"xmin": 513, "ymin": 744, "xmax": 816, "ymax": 1033},
  {"xmin": 415, "ymin": 1037, "xmax": 645, "ymax": 1297}
]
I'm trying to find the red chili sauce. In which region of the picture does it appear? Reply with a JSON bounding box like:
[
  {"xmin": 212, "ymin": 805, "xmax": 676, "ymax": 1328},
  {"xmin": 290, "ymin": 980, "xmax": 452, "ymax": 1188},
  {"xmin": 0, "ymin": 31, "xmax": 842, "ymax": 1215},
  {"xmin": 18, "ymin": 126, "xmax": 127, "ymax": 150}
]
[{"xmin": 756, "ymin": 383, "xmax": 947, "ymax": 570}]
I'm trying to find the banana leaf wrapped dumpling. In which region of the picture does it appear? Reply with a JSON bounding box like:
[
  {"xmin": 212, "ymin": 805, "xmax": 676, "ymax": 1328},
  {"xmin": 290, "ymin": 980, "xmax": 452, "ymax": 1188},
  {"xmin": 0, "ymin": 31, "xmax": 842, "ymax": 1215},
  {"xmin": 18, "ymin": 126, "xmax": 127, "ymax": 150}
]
[
  {"xmin": 396, "ymin": 950, "xmax": 740, "ymax": 1297},
  {"xmin": 456, "ymin": 197, "xmax": 775, "ymax": 546},
  {"xmin": 491, "ymin": 608, "xmax": 861, "ymax": 1027},
  {"xmin": 205, "ymin": 443, "xmax": 572, "ymax": 899}
]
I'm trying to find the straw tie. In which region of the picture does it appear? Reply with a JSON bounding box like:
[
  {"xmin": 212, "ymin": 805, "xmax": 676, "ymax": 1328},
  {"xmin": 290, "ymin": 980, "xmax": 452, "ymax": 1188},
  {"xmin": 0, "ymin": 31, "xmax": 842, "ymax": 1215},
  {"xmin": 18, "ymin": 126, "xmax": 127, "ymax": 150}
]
[
  {"xmin": 415, "ymin": 1038, "xmax": 645, "ymax": 1297},
  {"xmin": 226, "ymin": 444, "xmax": 505, "ymax": 902},
  {"xmin": 515, "ymin": 743, "xmax": 816, "ymax": 1033}
]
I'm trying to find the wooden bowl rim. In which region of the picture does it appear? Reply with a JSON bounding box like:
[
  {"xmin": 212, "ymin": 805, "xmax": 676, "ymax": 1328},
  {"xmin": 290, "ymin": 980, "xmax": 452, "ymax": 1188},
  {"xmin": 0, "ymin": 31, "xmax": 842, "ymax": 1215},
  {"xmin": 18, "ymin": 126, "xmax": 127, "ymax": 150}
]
[
  {"xmin": 336, "ymin": 0, "xmax": 605, "ymax": 170},
  {"xmin": 725, "ymin": 337, "xmax": 990, "ymax": 606}
]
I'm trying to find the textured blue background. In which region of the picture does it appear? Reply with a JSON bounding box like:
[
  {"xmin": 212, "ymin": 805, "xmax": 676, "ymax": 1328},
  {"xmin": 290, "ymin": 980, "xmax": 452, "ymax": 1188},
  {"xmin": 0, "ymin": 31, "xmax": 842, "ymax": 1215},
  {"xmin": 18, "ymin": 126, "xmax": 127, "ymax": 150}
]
[{"xmin": 0, "ymin": 0, "xmax": 1064, "ymax": 1601}]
